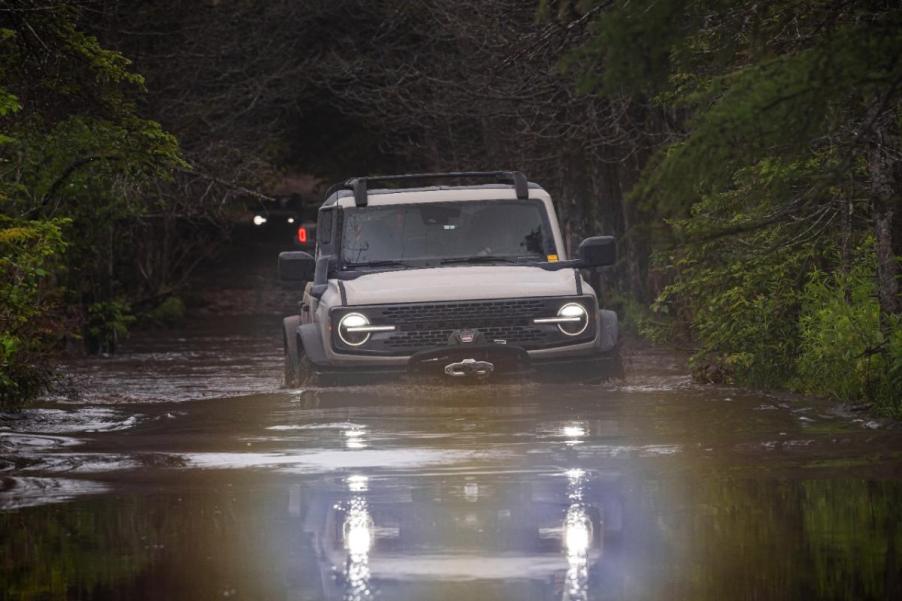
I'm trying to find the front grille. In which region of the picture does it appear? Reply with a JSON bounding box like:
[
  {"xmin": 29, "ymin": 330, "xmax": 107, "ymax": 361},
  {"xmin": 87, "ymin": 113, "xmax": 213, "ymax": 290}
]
[
  {"xmin": 331, "ymin": 296, "xmax": 595, "ymax": 355},
  {"xmin": 382, "ymin": 298, "xmax": 545, "ymax": 328}
]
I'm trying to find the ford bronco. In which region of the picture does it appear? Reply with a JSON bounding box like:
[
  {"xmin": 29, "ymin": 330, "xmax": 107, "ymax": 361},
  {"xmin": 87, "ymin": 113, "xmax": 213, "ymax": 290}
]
[{"xmin": 279, "ymin": 171, "xmax": 620, "ymax": 385}]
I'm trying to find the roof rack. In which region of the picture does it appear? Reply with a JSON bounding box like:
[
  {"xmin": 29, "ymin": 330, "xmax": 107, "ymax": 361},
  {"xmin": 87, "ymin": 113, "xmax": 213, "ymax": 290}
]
[{"xmin": 325, "ymin": 171, "xmax": 530, "ymax": 207}]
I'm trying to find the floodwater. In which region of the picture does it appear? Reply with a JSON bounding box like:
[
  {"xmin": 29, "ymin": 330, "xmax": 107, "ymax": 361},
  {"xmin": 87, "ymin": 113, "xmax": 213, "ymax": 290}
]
[{"xmin": 2, "ymin": 316, "xmax": 902, "ymax": 601}]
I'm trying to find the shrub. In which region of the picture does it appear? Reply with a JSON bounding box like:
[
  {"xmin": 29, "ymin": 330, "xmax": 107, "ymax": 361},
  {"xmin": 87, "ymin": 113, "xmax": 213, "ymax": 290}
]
[
  {"xmin": 144, "ymin": 296, "xmax": 186, "ymax": 327},
  {"xmin": 0, "ymin": 217, "xmax": 68, "ymax": 406},
  {"xmin": 85, "ymin": 299, "xmax": 136, "ymax": 355},
  {"xmin": 657, "ymin": 241, "xmax": 810, "ymax": 388},
  {"xmin": 796, "ymin": 248, "xmax": 902, "ymax": 412}
]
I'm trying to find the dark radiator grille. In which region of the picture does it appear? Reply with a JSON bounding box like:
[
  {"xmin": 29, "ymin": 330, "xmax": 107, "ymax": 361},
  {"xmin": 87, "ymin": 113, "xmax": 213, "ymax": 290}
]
[
  {"xmin": 332, "ymin": 296, "xmax": 594, "ymax": 355},
  {"xmin": 382, "ymin": 299, "xmax": 546, "ymax": 326},
  {"xmin": 384, "ymin": 325, "xmax": 549, "ymax": 349}
]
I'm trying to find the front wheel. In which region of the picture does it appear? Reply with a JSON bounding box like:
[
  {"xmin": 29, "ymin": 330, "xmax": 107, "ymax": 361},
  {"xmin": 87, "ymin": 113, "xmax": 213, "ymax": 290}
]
[{"xmin": 283, "ymin": 316, "xmax": 313, "ymax": 387}]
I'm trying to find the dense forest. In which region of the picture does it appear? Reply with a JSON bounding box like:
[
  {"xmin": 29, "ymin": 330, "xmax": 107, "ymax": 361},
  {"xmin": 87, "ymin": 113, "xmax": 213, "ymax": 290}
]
[{"xmin": 1, "ymin": 0, "xmax": 900, "ymax": 410}]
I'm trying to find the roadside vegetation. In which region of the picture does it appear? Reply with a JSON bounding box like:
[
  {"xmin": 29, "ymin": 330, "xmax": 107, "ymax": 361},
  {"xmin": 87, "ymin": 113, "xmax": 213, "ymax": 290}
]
[
  {"xmin": 0, "ymin": 2, "xmax": 184, "ymax": 405},
  {"xmin": 1, "ymin": 0, "xmax": 899, "ymax": 412},
  {"xmin": 0, "ymin": 1, "xmax": 252, "ymax": 405}
]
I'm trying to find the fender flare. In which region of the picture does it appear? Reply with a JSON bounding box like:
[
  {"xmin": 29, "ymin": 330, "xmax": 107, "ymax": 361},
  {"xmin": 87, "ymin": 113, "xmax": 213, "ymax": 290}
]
[
  {"xmin": 283, "ymin": 316, "xmax": 301, "ymax": 361},
  {"xmin": 298, "ymin": 323, "xmax": 329, "ymax": 366}
]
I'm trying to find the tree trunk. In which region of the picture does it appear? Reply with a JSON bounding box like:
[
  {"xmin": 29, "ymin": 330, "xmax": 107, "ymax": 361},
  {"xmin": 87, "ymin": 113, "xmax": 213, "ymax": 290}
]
[
  {"xmin": 868, "ymin": 115, "xmax": 901, "ymax": 340},
  {"xmin": 873, "ymin": 204, "xmax": 899, "ymax": 324}
]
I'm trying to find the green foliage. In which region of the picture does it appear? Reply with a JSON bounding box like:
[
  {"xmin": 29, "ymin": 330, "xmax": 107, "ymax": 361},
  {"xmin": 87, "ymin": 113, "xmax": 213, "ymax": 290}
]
[
  {"xmin": 144, "ymin": 296, "xmax": 186, "ymax": 327},
  {"xmin": 645, "ymin": 155, "xmax": 898, "ymax": 407},
  {"xmin": 0, "ymin": 216, "xmax": 69, "ymax": 406},
  {"xmin": 665, "ymin": 247, "xmax": 811, "ymax": 387},
  {"xmin": 568, "ymin": 0, "xmax": 902, "ymax": 410},
  {"xmin": 638, "ymin": 13, "xmax": 902, "ymax": 215},
  {"xmin": 0, "ymin": 2, "xmax": 145, "ymax": 120},
  {"xmin": 0, "ymin": 2, "xmax": 186, "ymax": 404},
  {"xmin": 85, "ymin": 300, "xmax": 136, "ymax": 355},
  {"xmin": 0, "ymin": 1, "xmax": 186, "ymax": 217},
  {"xmin": 796, "ymin": 248, "xmax": 902, "ymax": 411},
  {"xmin": 607, "ymin": 289, "xmax": 681, "ymax": 344},
  {"xmin": 570, "ymin": 0, "xmax": 690, "ymax": 95},
  {"xmin": 652, "ymin": 157, "xmax": 826, "ymax": 386}
]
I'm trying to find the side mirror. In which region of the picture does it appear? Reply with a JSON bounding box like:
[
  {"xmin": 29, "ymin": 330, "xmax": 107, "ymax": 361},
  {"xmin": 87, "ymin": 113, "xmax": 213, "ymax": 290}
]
[
  {"xmin": 577, "ymin": 236, "xmax": 616, "ymax": 268},
  {"xmin": 278, "ymin": 251, "xmax": 315, "ymax": 282}
]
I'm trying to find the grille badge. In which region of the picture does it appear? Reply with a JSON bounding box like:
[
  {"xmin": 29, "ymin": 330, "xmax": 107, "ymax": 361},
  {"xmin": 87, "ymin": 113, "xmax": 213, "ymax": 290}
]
[{"xmin": 448, "ymin": 329, "xmax": 488, "ymax": 345}]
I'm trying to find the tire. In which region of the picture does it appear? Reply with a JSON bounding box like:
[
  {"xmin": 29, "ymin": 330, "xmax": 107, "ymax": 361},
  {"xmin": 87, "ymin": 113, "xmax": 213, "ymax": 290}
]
[
  {"xmin": 297, "ymin": 352, "xmax": 315, "ymax": 386},
  {"xmin": 283, "ymin": 316, "xmax": 302, "ymax": 387},
  {"xmin": 597, "ymin": 309, "xmax": 619, "ymax": 353},
  {"xmin": 284, "ymin": 316, "xmax": 317, "ymax": 387}
]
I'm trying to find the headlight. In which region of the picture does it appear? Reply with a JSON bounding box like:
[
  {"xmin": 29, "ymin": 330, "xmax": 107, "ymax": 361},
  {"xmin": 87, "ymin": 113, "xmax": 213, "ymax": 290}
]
[
  {"xmin": 533, "ymin": 302, "xmax": 589, "ymax": 336},
  {"xmin": 337, "ymin": 312, "xmax": 397, "ymax": 347},
  {"xmin": 339, "ymin": 313, "xmax": 372, "ymax": 346},
  {"xmin": 557, "ymin": 303, "xmax": 589, "ymax": 336}
]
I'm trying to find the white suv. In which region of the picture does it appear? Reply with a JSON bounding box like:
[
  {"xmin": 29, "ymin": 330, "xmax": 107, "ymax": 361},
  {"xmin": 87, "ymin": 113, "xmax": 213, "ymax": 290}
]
[{"xmin": 279, "ymin": 171, "xmax": 620, "ymax": 385}]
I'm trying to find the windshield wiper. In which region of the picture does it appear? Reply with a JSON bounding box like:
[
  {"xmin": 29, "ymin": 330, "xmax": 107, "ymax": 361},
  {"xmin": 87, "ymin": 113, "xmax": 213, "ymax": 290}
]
[
  {"xmin": 346, "ymin": 260, "xmax": 415, "ymax": 270},
  {"xmin": 440, "ymin": 255, "xmax": 532, "ymax": 265}
]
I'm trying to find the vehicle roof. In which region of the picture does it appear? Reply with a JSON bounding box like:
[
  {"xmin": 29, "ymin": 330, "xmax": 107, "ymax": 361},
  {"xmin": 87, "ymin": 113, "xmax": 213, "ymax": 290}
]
[{"xmin": 322, "ymin": 182, "xmax": 550, "ymax": 208}]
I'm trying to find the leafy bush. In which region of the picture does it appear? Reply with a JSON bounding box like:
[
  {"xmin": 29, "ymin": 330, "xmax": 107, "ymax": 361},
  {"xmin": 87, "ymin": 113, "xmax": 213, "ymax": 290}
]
[
  {"xmin": 606, "ymin": 290, "xmax": 681, "ymax": 344},
  {"xmin": 85, "ymin": 300, "xmax": 136, "ymax": 355},
  {"xmin": 0, "ymin": 217, "xmax": 68, "ymax": 406},
  {"xmin": 796, "ymin": 248, "xmax": 902, "ymax": 412},
  {"xmin": 652, "ymin": 161, "xmax": 821, "ymax": 387},
  {"xmin": 144, "ymin": 296, "xmax": 186, "ymax": 326},
  {"xmin": 0, "ymin": 3, "xmax": 192, "ymax": 408}
]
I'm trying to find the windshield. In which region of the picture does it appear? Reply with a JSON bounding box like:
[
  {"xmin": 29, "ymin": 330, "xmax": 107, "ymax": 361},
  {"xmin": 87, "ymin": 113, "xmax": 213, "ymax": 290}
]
[{"xmin": 340, "ymin": 200, "xmax": 557, "ymax": 268}]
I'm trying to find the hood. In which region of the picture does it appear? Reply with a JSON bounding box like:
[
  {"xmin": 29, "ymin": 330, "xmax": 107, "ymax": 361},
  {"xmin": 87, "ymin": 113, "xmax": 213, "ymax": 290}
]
[{"xmin": 338, "ymin": 265, "xmax": 581, "ymax": 305}]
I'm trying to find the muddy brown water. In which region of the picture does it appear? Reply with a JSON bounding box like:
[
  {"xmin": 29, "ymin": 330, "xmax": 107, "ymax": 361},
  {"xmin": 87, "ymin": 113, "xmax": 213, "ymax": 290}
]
[{"xmin": 2, "ymin": 316, "xmax": 902, "ymax": 601}]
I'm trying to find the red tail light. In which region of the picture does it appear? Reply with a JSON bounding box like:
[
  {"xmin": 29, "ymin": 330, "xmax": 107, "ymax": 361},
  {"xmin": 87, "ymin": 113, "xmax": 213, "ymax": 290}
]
[{"xmin": 297, "ymin": 226, "xmax": 308, "ymax": 244}]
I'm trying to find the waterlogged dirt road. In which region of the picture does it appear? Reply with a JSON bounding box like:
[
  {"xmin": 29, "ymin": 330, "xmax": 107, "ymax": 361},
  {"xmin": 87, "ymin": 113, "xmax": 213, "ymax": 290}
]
[{"xmin": 2, "ymin": 316, "xmax": 902, "ymax": 601}]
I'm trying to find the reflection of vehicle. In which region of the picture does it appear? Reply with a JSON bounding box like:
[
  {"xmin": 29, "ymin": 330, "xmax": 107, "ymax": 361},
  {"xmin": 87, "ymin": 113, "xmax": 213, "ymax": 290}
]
[
  {"xmin": 279, "ymin": 171, "xmax": 620, "ymax": 385},
  {"xmin": 293, "ymin": 470, "xmax": 622, "ymax": 601}
]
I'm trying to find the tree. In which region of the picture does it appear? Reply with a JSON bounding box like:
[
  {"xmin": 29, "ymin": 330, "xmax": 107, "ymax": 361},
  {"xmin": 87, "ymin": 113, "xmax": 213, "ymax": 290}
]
[
  {"xmin": 571, "ymin": 0, "xmax": 902, "ymax": 407},
  {"xmin": 0, "ymin": 0, "xmax": 184, "ymax": 402}
]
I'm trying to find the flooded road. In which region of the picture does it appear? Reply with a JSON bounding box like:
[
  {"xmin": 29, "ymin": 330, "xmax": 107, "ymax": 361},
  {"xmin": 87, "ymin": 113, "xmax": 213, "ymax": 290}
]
[{"xmin": 3, "ymin": 316, "xmax": 902, "ymax": 600}]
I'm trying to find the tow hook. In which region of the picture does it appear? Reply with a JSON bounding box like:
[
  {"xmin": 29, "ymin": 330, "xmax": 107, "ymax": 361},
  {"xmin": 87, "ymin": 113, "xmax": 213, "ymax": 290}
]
[{"xmin": 444, "ymin": 358, "xmax": 495, "ymax": 378}]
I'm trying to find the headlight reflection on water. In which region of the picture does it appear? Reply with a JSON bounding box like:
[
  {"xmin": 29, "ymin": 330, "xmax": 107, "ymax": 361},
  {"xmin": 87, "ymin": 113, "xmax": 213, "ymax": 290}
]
[
  {"xmin": 342, "ymin": 476, "xmax": 374, "ymax": 600},
  {"xmin": 563, "ymin": 425, "xmax": 586, "ymax": 438},
  {"xmin": 564, "ymin": 506, "xmax": 592, "ymax": 558},
  {"xmin": 344, "ymin": 427, "xmax": 367, "ymax": 450},
  {"xmin": 562, "ymin": 422, "xmax": 588, "ymax": 446},
  {"xmin": 346, "ymin": 474, "xmax": 368, "ymax": 493},
  {"xmin": 566, "ymin": 468, "xmax": 586, "ymax": 501},
  {"xmin": 344, "ymin": 499, "xmax": 373, "ymax": 557},
  {"xmin": 563, "ymin": 468, "xmax": 592, "ymax": 601}
]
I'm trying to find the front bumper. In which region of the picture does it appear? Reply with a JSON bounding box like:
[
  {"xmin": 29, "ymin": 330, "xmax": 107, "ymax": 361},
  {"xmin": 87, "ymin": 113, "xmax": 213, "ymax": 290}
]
[{"xmin": 306, "ymin": 342, "xmax": 620, "ymax": 384}]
